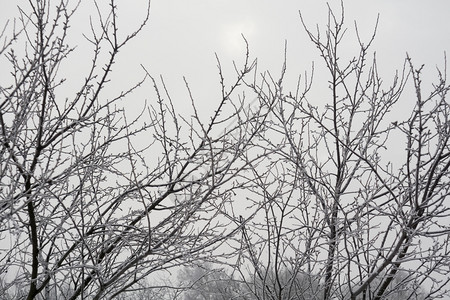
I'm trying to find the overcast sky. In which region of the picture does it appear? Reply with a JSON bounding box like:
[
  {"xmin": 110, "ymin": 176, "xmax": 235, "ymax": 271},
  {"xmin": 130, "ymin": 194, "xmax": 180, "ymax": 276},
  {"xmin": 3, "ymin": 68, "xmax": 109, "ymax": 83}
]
[
  {"xmin": 2, "ymin": 0, "xmax": 450, "ymax": 118},
  {"xmin": 117, "ymin": 0, "xmax": 450, "ymax": 117}
]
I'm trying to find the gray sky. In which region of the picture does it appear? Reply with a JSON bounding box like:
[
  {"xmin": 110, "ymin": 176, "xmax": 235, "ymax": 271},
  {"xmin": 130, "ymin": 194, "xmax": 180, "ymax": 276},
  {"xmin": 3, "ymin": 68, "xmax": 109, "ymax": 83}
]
[
  {"xmin": 118, "ymin": 0, "xmax": 450, "ymax": 116},
  {"xmin": 1, "ymin": 0, "xmax": 449, "ymax": 290},
  {"xmin": 1, "ymin": 0, "xmax": 450, "ymax": 118}
]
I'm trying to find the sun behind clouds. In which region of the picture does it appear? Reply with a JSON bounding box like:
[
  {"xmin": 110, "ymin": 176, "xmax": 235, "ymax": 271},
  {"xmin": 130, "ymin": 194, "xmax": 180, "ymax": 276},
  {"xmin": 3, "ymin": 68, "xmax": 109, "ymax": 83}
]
[{"xmin": 220, "ymin": 18, "xmax": 257, "ymax": 56}]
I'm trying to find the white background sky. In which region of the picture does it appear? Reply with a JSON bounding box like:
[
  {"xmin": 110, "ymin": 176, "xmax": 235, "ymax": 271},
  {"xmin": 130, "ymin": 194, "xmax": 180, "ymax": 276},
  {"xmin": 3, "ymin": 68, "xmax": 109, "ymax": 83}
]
[
  {"xmin": 1, "ymin": 0, "xmax": 449, "ymax": 166},
  {"xmin": 114, "ymin": 0, "xmax": 450, "ymax": 116},
  {"xmin": 1, "ymin": 0, "xmax": 449, "ymax": 117},
  {"xmin": 1, "ymin": 0, "xmax": 449, "ymax": 290}
]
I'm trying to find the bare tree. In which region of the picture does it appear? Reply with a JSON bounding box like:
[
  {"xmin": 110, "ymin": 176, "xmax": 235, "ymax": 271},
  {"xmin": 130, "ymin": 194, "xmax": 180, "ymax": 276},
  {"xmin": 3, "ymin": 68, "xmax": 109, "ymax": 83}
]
[
  {"xmin": 2, "ymin": 1, "xmax": 450, "ymax": 299},
  {"xmin": 0, "ymin": 1, "xmax": 270, "ymax": 299},
  {"xmin": 176, "ymin": 263, "xmax": 253, "ymax": 300},
  {"xmin": 235, "ymin": 2, "xmax": 450, "ymax": 300}
]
